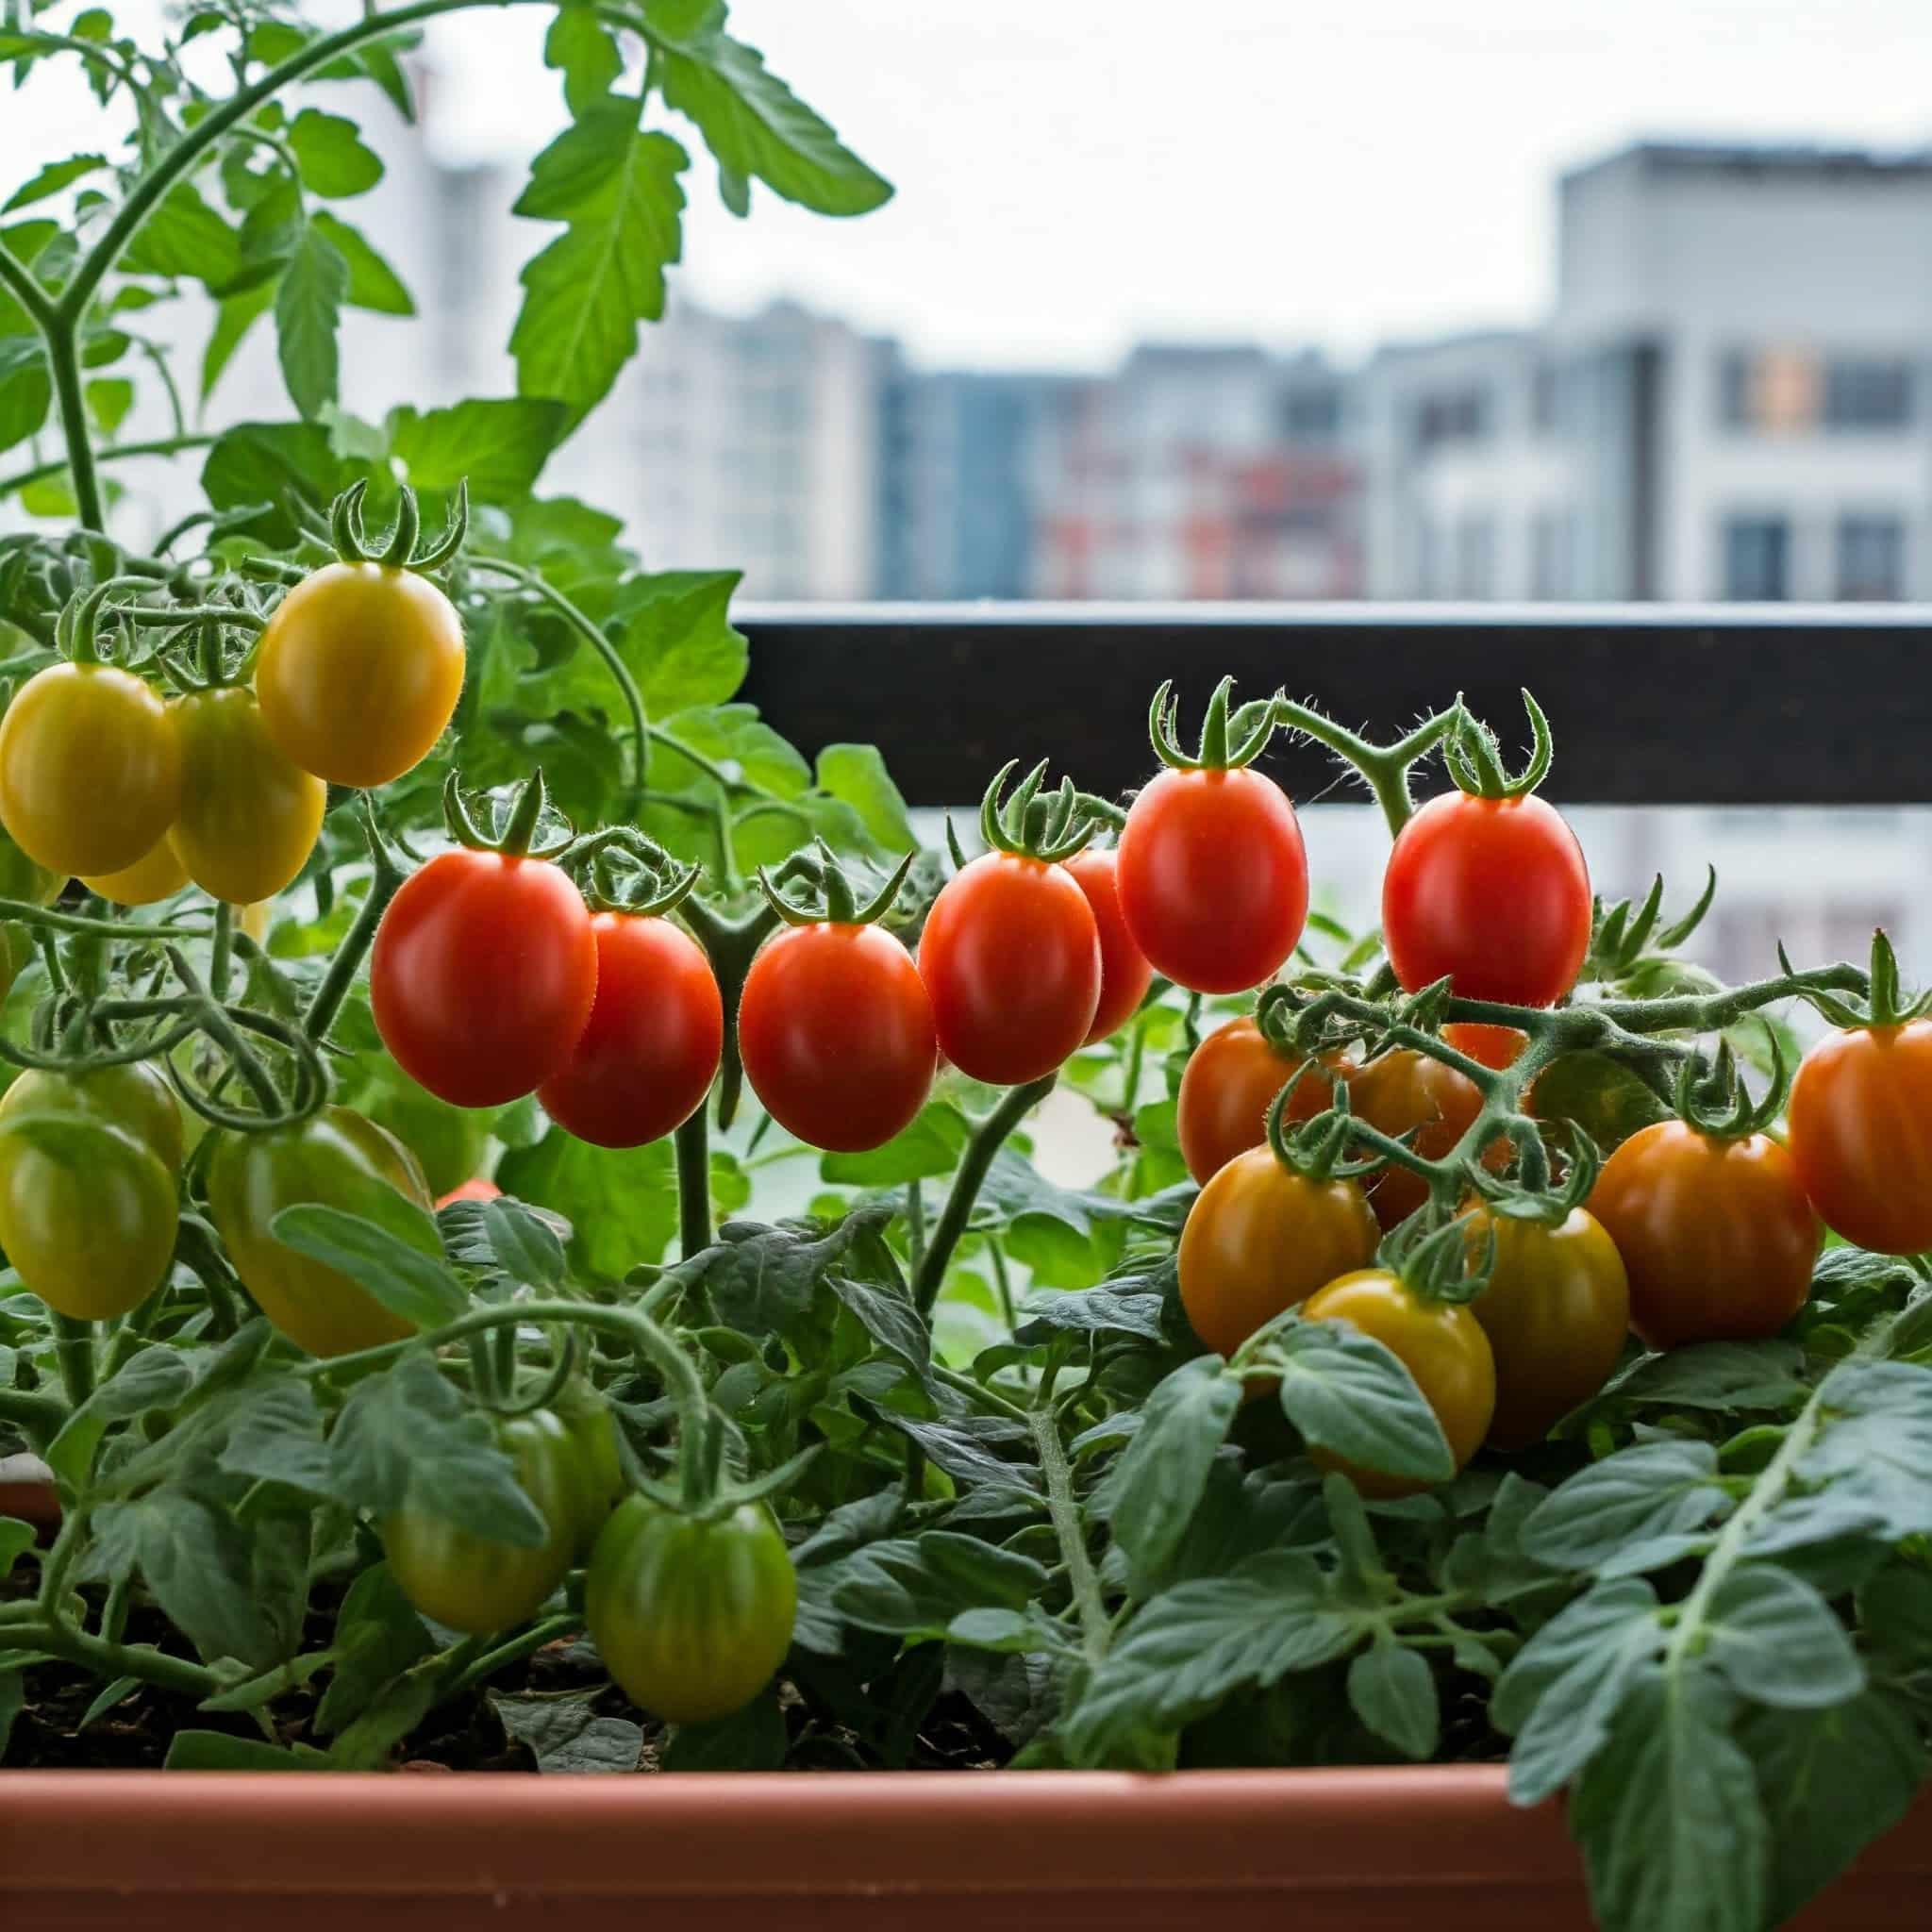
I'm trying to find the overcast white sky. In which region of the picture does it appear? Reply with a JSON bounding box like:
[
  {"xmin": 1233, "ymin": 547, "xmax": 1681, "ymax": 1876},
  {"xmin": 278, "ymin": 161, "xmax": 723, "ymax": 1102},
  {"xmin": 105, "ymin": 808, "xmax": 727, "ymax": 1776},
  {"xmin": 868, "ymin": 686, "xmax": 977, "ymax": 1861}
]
[{"xmin": 6, "ymin": 1, "xmax": 1932, "ymax": 370}]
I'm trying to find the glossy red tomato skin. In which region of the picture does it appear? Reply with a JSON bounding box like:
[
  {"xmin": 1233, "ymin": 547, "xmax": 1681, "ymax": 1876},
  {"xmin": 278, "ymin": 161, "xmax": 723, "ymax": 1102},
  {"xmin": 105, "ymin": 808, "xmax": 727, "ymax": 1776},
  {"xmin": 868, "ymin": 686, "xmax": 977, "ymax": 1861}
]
[
  {"xmin": 1063, "ymin": 847, "xmax": 1155, "ymax": 1044},
  {"xmin": 918, "ymin": 854, "xmax": 1100, "ymax": 1086},
  {"xmin": 741, "ymin": 922, "xmax": 936, "ymax": 1151},
  {"xmin": 1116, "ymin": 766, "xmax": 1308, "ymax": 994},
  {"xmin": 1441, "ymin": 1023, "xmax": 1528, "ymax": 1072},
  {"xmin": 537, "ymin": 914, "xmax": 723, "ymax": 1149},
  {"xmin": 372, "ymin": 850, "xmax": 598, "ymax": 1108},
  {"xmin": 1590, "ymin": 1121, "xmax": 1820, "ymax": 1349},
  {"xmin": 1175, "ymin": 1017, "xmax": 1346, "ymax": 1186},
  {"xmin": 1787, "ymin": 1020, "xmax": 1932, "ymax": 1256},
  {"xmin": 1383, "ymin": 791, "xmax": 1591, "ymax": 1007}
]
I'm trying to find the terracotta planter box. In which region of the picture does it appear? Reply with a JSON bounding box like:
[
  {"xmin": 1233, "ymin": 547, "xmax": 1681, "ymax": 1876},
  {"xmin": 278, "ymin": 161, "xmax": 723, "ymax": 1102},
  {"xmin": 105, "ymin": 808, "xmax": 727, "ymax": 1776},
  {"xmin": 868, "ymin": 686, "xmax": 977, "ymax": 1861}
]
[{"xmin": 2, "ymin": 1765, "xmax": 1927, "ymax": 1929}]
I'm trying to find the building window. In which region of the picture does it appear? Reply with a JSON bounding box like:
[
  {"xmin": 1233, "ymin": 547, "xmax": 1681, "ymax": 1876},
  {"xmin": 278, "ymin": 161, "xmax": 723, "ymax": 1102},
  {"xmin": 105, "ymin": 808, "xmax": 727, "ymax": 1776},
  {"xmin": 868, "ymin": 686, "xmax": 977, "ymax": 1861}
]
[
  {"xmin": 1838, "ymin": 514, "xmax": 1906, "ymax": 600},
  {"xmin": 1723, "ymin": 515, "xmax": 1790, "ymax": 600},
  {"xmin": 1824, "ymin": 358, "xmax": 1912, "ymax": 430},
  {"xmin": 1413, "ymin": 387, "xmax": 1490, "ymax": 450},
  {"xmin": 1280, "ymin": 383, "xmax": 1341, "ymax": 441},
  {"xmin": 1454, "ymin": 513, "xmax": 1496, "ymax": 599}
]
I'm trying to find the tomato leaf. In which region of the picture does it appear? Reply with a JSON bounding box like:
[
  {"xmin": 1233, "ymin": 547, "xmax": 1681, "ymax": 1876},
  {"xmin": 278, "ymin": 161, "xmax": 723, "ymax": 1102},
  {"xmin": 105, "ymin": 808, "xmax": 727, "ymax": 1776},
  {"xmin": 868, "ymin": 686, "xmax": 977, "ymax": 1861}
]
[
  {"xmin": 1740, "ymin": 1692, "xmax": 1928, "ymax": 1924},
  {"xmin": 1107, "ymin": 1357, "xmax": 1239, "ymax": 1579},
  {"xmin": 1570, "ymin": 1674, "xmax": 1768, "ymax": 1932},
  {"xmin": 494, "ymin": 1690, "xmax": 644, "ymax": 1772},
  {"xmin": 660, "ymin": 1690, "xmax": 788, "ymax": 1770},
  {"xmin": 1493, "ymin": 1577, "xmax": 1664, "ymax": 1804},
  {"xmin": 509, "ymin": 96, "xmax": 687, "ymax": 418},
  {"xmin": 833, "ymin": 1530, "xmax": 1049, "ymax": 1639},
  {"xmin": 269, "ymin": 1201, "xmax": 466, "ymax": 1331},
  {"xmin": 0, "ymin": 1517, "xmax": 34, "ymax": 1588},
  {"xmin": 480, "ymin": 1195, "xmax": 567, "ymax": 1289},
  {"xmin": 163, "ymin": 1730, "xmax": 332, "ymax": 1771},
  {"xmin": 313, "ymin": 1562, "xmax": 432, "ymax": 1738},
  {"xmin": 820, "ymin": 1102, "xmax": 969, "ymax": 1186},
  {"xmin": 388, "ymin": 397, "xmax": 565, "ymax": 504},
  {"xmin": 1347, "ymin": 1641, "xmax": 1440, "ymax": 1759},
  {"xmin": 216, "ymin": 1378, "xmax": 331, "ymax": 1494},
  {"xmin": 1519, "ymin": 1441, "xmax": 1733, "ymax": 1573},
  {"xmin": 311, "ymin": 212, "xmax": 413, "ymax": 317},
  {"xmin": 1259, "ymin": 1320, "xmax": 1454, "ymax": 1484},
  {"xmin": 326, "ymin": 1353, "xmax": 548, "ymax": 1548},
  {"xmin": 121, "ymin": 182, "xmax": 241, "ymax": 288},
  {"xmin": 1703, "ymin": 1565, "xmax": 1864, "ymax": 1710},
  {"xmin": 3, "ymin": 154, "xmax": 106, "ymax": 215},
  {"xmin": 813, "ymin": 743, "xmax": 915, "ymax": 856},
  {"xmin": 1064, "ymin": 1553, "xmax": 1358, "ymax": 1765},
  {"xmin": 273, "ymin": 216, "xmax": 348, "ymax": 419},
  {"xmin": 544, "ymin": 4, "xmax": 624, "ymax": 114},
  {"xmin": 653, "ymin": 28, "xmax": 891, "ymax": 216},
  {"xmin": 287, "ymin": 108, "xmax": 383, "ymax": 199},
  {"xmin": 1796, "ymin": 1359, "xmax": 1932, "ymax": 1540},
  {"xmin": 495, "ymin": 1129, "xmax": 677, "ymax": 1281},
  {"xmin": 610, "ymin": 569, "xmax": 746, "ymax": 714},
  {"xmin": 1015, "ymin": 1285, "xmax": 1168, "ymax": 1345}
]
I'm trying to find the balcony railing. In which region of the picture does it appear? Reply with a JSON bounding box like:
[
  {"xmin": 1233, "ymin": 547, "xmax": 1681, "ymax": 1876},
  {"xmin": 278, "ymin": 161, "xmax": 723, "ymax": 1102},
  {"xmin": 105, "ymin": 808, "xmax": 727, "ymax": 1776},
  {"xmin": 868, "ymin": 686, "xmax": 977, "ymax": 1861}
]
[{"xmin": 739, "ymin": 604, "xmax": 1932, "ymax": 808}]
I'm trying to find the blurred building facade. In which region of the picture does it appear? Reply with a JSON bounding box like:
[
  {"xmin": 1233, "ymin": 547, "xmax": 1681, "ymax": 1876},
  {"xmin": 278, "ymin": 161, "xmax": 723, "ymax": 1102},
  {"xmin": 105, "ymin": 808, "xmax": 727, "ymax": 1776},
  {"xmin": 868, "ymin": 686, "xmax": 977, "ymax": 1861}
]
[{"xmin": 1365, "ymin": 143, "xmax": 1932, "ymax": 601}]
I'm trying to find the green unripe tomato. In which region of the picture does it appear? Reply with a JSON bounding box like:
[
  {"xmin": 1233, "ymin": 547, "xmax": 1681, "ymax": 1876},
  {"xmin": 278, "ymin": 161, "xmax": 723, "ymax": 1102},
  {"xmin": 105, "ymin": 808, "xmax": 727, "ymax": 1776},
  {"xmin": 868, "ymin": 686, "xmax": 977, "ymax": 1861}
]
[
  {"xmin": 207, "ymin": 1104, "xmax": 434, "ymax": 1357},
  {"xmin": 587, "ymin": 1494, "xmax": 797, "ymax": 1724},
  {"xmin": 383, "ymin": 1407, "xmax": 582, "ymax": 1636},
  {"xmin": 554, "ymin": 1378, "xmax": 625, "ymax": 1557},
  {"xmin": 0, "ymin": 1112, "xmax": 177, "ymax": 1321},
  {"xmin": 0, "ymin": 1059, "xmax": 185, "ymax": 1174}
]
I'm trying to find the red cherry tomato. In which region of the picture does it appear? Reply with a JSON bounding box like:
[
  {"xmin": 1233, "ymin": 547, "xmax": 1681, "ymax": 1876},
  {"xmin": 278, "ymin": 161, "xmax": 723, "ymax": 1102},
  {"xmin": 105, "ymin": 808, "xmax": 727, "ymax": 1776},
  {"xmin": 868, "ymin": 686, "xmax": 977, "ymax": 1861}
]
[
  {"xmin": 436, "ymin": 1177, "xmax": 502, "ymax": 1208},
  {"xmin": 1441, "ymin": 1023, "xmax": 1528, "ymax": 1072},
  {"xmin": 1382, "ymin": 791, "xmax": 1591, "ymax": 1007},
  {"xmin": 372, "ymin": 850, "xmax": 597, "ymax": 1108},
  {"xmin": 1175, "ymin": 1017, "xmax": 1346, "ymax": 1186},
  {"xmin": 1063, "ymin": 847, "xmax": 1155, "ymax": 1044},
  {"xmin": 1115, "ymin": 766, "xmax": 1307, "ymax": 994},
  {"xmin": 537, "ymin": 914, "xmax": 723, "ymax": 1149},
  {"xmin": 918, "ymin": 854, "xmax": 1099, "ymax": 1086},
  {"xmin": 1787, "ymin": 1019, "xmax": 1932, "ymax": 1256},
  {"xmin": 741, "ymin": 921, "xmax": 935, "ymax": 1151},
  {"xmin": 1590, "ymin": 1121, "xmax": 1819, "ymax": 1349}
]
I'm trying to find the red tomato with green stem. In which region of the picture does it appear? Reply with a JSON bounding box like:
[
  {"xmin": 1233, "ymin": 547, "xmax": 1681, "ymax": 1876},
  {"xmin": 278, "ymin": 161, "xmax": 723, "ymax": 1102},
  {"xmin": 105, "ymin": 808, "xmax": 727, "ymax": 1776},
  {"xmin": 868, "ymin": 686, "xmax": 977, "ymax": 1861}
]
[
  {"xmin": 539, "ymin": 912, "xmax": 723, "ymax": 1149},
  {"xmin": 741, "ymin": 849, "xmax": 935, "ymax": 1151},
  {"xmin": 1175, "ymin": 1015, "xmax": 1346, "ymax": 1186},
  {"xmin": 1063, "ymin": 845, "xmax": 1154, "ymax": 1044},
  {"xmin": 1382, "ymin": 694, "xmax": 1591, "ymax": 1008},
  {"xmin": 1785, "ymin": 940, "xmax": 1932, "ymax": 1255}
]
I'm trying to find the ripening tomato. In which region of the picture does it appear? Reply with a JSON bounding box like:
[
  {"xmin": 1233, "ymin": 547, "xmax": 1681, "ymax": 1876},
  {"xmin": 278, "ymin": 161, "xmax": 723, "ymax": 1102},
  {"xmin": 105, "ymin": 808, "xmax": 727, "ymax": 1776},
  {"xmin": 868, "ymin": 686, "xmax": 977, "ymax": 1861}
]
[
  {"xmin": 1350, "ymin": 1047, "xmax": 1500, "ymax": 1230},
  {"xmin": 208, "ymin": 1105, "xmax": 435, "ymax": 1357},
  {"xmin": 0, "ymin": 1059, "xmax": 184, "ymax": 1174},
  {"xmin": 436, "ymin": 1176, "xmax": 502, "ymax": 1208},
  {"xmin": 1175, "ymin": 1017, "xmax": 1346, "ymax": 1186},
  {"xmin": 538, "ymin": 914, "xmax": 723, "ymax": 1149},
  {"xmin": 1442, "ymin": 1023, "xmax": 1528, "ymax": 1073},
  {"xmin": 918, "ymin": 853, "xmax": 1099, "ymax": 1086},
  {"xmin": 1116, "ymin": 766, "xmax": 1307, "ymax": 993},
  {"xmin": 372, "ymin": 849, "xmax": 597, "ymax": 1108},
  {"xmin": 1302, "ymin": 1269, "xmax": 1496, "ymax": 1497},
  {"xmin": 0, "ymin": 661, "xmax": 181, "ymax": 877},
  {"xmin": 1382, "ymin": 791, "xmax": 1591, "ymax": 1007},
  {"xmin": 587, "ymin": 1494, "xmax": 797, "ymax": 1724},
  {"xmin": 255, "ymin": 561, "xmax": 465, "ymax": 789},
  {"xmin": 741, "ymin": 921, "xmax": 934, "ymax": 1150},
  {"xmin": 1787, "ymin": 1020, "xmax": 1932, "ymax": 1256},
  {"xmin": 83, "ymin": 834, "xmax": 190, "ymax": 908},
  {"xmin": 0, "ymin": 1112, "xmax": 177, "ymax": 1322},
  {"xmin": 167, "ymin": 687, "xmax": 326, "ymax": 906},
  {"xmin": 1464, "ymin": 1205, "xmax": 1630, "ymax": 1449},
  {"xmin": 385, "ymin": 1407, "xmax": 583, "ymax": 1635},
  {"xmin": 1590, "ymin": 1121, "xmax": 1819, "ymax": 1349},
  {"xmin": 1063, "ymin": 847, "xmax": 1155, "ymax": 1043},
  {"xmin": 1177, "ymin": 1145, "xmax": 1378, "ymax": 1356}
]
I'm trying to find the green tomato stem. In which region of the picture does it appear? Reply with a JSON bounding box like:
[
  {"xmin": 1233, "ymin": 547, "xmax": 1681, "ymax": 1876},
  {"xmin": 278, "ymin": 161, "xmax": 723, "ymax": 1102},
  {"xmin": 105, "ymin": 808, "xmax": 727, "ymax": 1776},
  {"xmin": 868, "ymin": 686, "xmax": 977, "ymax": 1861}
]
[
  {"xmin": 51, "ymin": 1314, "xmax": 95, "ymax": 1408},
  {"xmin": 303, "ymin": 809, "xmax": 406, "ymax": 1045},
  {"xmin": 675, "ymin": 1103, "xmax": 712, "ymax": 1258},
  {"xmin": 913, "ymin": 1075, "xmax": 1056, "ymax": 1316},
  {"xmin": 1030, "ymin": 1403, "xmax": 1110, "ymax": 1666}
]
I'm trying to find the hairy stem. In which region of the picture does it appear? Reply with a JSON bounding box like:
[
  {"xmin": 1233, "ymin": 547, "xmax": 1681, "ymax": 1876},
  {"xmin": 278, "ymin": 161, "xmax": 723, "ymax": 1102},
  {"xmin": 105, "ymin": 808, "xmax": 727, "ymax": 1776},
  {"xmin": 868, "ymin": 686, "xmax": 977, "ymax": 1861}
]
[
  {"xmin": 675, "ymin": 1103, "xmax": 711, "ymax": 1258},
  {"xmin": 1031, "ymin": 1405, "xmax": 1110, "ymax": 1666}
]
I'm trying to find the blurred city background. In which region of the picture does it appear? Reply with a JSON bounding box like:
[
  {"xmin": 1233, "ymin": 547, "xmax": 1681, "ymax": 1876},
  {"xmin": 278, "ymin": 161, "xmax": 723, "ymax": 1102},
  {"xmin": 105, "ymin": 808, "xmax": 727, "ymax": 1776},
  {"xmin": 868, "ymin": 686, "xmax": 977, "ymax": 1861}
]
[{"xmin": 3, "ymin": 0, "xmax": 1929, "ymax": 992}]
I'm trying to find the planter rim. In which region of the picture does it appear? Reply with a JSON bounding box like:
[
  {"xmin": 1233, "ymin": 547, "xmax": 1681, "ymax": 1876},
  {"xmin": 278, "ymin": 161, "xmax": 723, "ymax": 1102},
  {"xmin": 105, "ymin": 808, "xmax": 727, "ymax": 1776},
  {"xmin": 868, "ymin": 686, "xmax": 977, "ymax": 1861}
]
[{"xmin": 4, "ymin": 1763, "xmax": 1930, "ymax": 1907}]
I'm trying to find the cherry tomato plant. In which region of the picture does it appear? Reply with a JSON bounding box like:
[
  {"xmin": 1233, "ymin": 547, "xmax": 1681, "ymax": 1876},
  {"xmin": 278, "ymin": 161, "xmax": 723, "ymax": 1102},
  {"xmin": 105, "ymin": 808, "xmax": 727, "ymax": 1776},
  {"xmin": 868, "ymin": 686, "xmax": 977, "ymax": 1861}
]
[{"xmin": 0, "ymin": 15, "xmax": 1927, "ymax": 1932}]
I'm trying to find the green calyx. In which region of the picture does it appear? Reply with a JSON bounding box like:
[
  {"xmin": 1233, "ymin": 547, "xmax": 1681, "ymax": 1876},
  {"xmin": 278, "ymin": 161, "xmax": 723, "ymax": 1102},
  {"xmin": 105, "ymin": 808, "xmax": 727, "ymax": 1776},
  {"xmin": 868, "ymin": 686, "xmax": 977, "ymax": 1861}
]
[
  {"xmin": 328, "ymin": 477, "xmax": 468, "ymax": 574},
  {"xmin": 1443, "ymin": 689, "xmax": 1554, "ymax": 801},
  {"xmin": 575, "ymin": 841, "xmax": 702, "ymax": 920},
  {"xmin": 1149, "ymin": 675, "xmax": 1278, "ymax": 772},
  {"xmin": 1674, "ymin": 1028, "xmax": 1786, "ymax": 1141},
  {"xmin": 756, "ymin": 838, "xmax": 913, "ymax": 928},
  {"xmin": 442, "ymin": 769, "xmax": 573, "ymax": 860},
  {"xmin": 1262, "ymin": 1072, "xmax": 1374, "ymax": 1185},
  {"xmin": 1590, "ymin": 866, "xmax": 1718, "ymax": 981},
  {"xmin": 1783, "ymin": 927, "xmax": 1932, "ymax": 1031},
  {"xmin": 1467, "ymin": 1119, "xmax": 1602, "ymax": 1228},
  {"xmin": 977, "ymin": 758, "xmax": 1100, "ymax": 863},
  {"xmin": 1376, "ymin": 1206, "xmax": 1495, "ymax": 1307}
]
